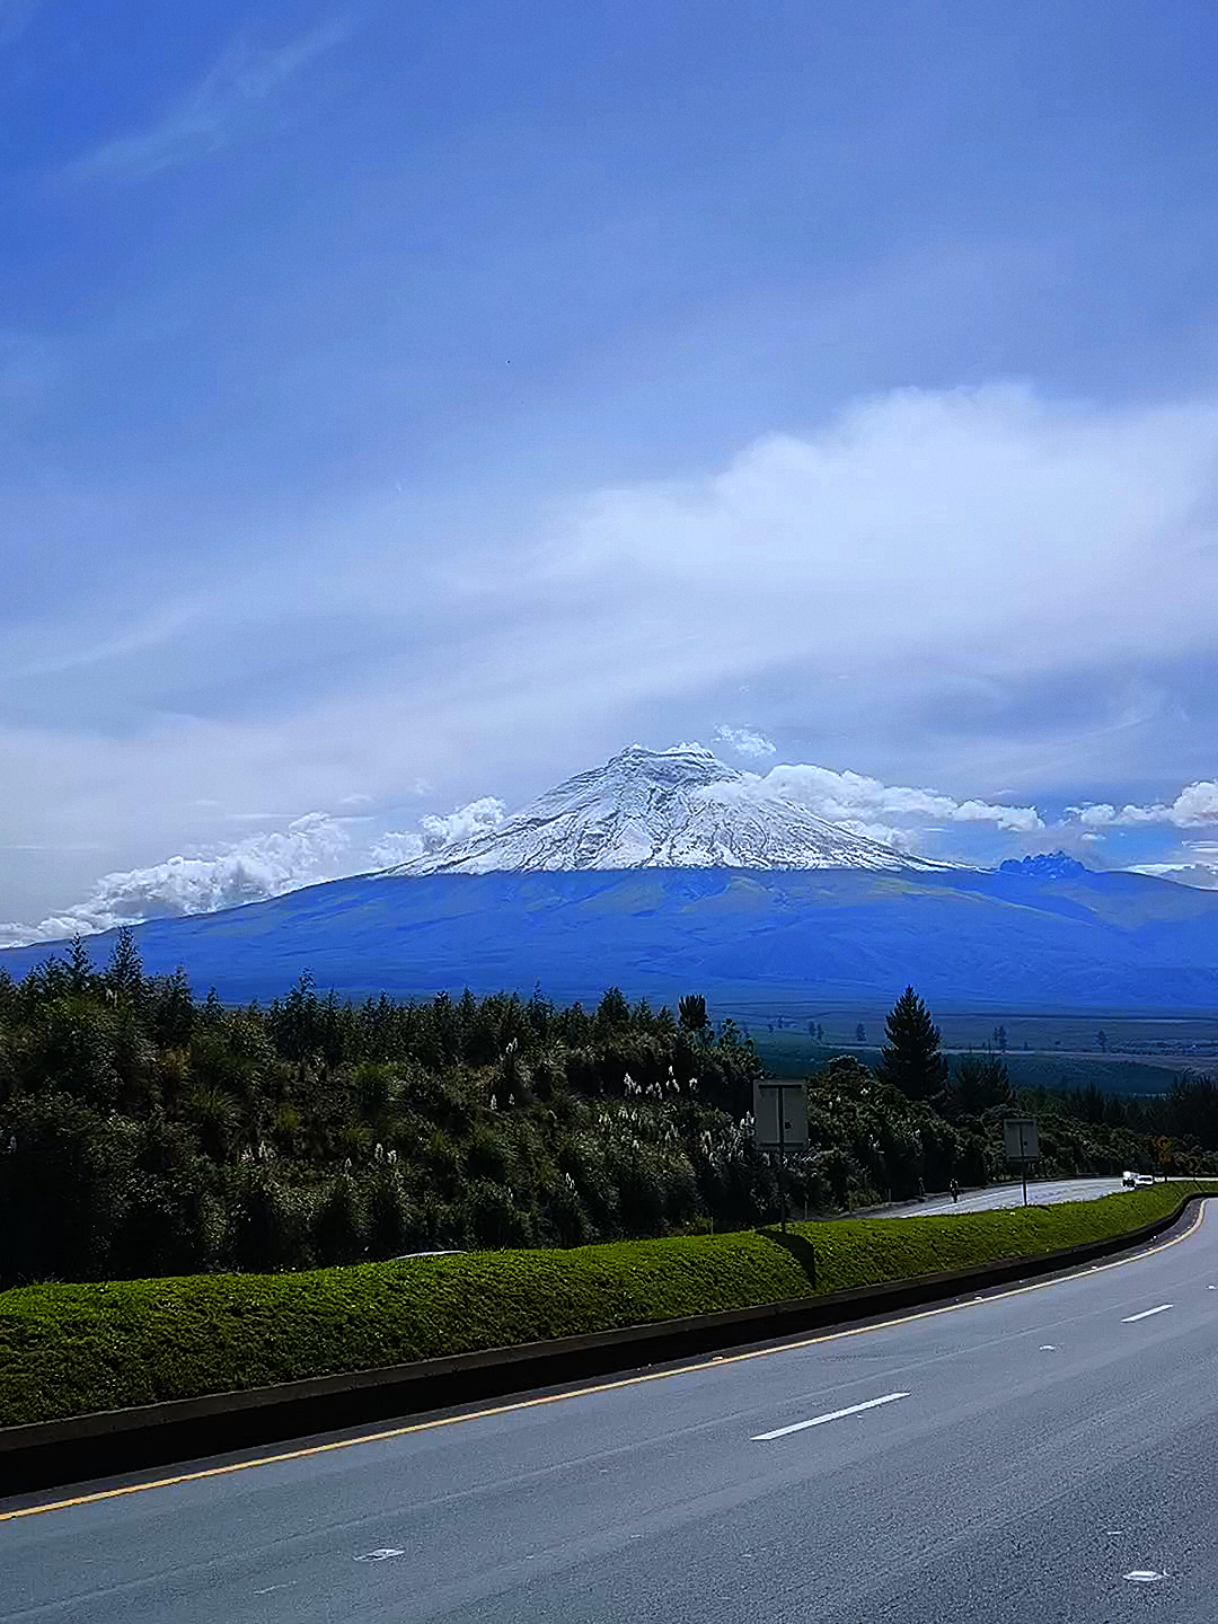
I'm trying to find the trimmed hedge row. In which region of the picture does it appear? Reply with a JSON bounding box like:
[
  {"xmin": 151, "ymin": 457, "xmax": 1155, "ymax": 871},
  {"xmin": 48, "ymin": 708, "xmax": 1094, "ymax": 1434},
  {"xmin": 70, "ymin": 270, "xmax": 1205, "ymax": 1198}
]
[{"xmin": 1, "ymin": 1182, "xmax": 1210, "ymax": 1429}]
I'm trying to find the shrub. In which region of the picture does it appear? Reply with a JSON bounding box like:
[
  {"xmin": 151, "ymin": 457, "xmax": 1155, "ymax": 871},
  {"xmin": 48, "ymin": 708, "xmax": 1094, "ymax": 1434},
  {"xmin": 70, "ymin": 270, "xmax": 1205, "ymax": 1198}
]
[
  {"xmin": 365, "ymin": 1170, "xmax": 412, "ymax": 1259},
  {"xmin": 457, "ymin": 1179, "xmax": 534, "ymax": 1249},
  {"xmin": 312, "ymin": 1175, "xmax": 367, "ymax": 1264},
  {"xmin": 230, "ymin": 1174, "xmax": 312, "ymax": 1273}
]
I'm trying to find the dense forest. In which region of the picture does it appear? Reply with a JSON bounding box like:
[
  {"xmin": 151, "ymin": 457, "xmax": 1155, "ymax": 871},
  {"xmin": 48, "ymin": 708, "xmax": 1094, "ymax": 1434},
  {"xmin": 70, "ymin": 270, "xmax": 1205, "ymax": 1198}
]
[{"xmin": 2, "ymin": 932, "xmax": 1217, "ymax": 1287}]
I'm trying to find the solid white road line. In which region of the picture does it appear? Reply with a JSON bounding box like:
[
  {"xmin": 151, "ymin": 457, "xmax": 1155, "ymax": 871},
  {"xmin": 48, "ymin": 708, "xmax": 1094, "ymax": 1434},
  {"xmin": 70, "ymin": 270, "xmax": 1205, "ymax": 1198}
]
[
  {"xmin": 1121, "ymin": 1304, "xmax": 1173, "ymax": 1322},
  {"xmin": 752, "ymin": 1391, "xmax": 910, "ymax": 1442}
]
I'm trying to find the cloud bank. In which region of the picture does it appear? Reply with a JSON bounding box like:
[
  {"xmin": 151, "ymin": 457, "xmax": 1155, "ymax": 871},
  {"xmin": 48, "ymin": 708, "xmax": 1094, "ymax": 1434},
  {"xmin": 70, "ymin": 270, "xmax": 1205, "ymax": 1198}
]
[
  {"xmin": 9, "ymin": 385, "xmax": 1218, "ymax": 922},
  {"xmin": 420, "ymin": 796, "xmax": 507, "ymax": 850},
  {"xmin": 0, "ymin": 793, "xmax": 513, "ymax": 947},
  {"xmin": 549, "ymin": 387, "xmax": 1218, "ymax": 697},
  {"xmin": 0, "ymin": 813, "xmax": 355, "ymax": 946},
  {"xmin": 1069, "ymin": 781, "xmax": 1218, "ymax": 829},
  {"xmin": 368, "ymin": 797, "xmax": 506, "ymax": 870},
  {"xmin": 756, "ymin": 762, "xmax": 1043, "ymax": 846}
]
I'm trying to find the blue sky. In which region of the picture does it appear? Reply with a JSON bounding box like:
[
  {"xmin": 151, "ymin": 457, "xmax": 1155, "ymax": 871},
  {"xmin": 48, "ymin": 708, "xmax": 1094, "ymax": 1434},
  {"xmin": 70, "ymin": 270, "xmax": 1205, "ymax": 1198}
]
[{"xmin": 5, "ymin": 0, "xmax": 1218, "ymax": 936}]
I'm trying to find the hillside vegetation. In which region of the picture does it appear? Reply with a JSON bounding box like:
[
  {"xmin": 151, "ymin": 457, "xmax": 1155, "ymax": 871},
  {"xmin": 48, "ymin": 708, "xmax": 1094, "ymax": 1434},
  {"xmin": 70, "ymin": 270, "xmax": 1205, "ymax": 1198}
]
[{"xmin": 2, "ymin": 935, "xmax": 1218, "ymax": 1286}]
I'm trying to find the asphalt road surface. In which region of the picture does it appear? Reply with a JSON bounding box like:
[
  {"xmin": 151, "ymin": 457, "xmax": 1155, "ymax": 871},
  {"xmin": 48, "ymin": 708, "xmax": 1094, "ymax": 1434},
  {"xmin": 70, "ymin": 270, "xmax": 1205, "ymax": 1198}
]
[
  {"xmin": 902, "ymin": 1175, "xmax": 1127, "ymax": 1217},
  {"xmin": 5, "ymin": 1201, "xmax": 1218, "ymax": 1623}
]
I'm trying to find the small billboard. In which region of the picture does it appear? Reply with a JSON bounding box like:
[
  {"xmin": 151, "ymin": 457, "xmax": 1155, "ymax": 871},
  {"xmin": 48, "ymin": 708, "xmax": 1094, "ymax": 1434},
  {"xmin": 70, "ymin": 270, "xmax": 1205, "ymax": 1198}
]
[
  {"xmin": 753, "ymin": 1080, "xmax": 809, "ymax": 1151},
  {"xmin": 1003, "ymin": 1117, "xmax": 1039, "ymax": 1163}
]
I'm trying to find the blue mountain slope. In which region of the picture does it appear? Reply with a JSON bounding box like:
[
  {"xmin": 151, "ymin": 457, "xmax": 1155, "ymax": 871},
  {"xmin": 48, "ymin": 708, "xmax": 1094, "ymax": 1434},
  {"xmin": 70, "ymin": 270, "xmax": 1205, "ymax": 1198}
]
[{"xmin": 4, "ymin": 865, "xmax": 1218, "ymax": 1011}]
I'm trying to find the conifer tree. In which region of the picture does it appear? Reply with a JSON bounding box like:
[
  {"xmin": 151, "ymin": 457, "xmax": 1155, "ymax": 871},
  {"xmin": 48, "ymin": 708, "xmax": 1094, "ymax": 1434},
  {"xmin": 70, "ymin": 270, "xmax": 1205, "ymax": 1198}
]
[
  {"xmin": 67, "ymin": 934, "xmax": 93, "ymax": 994},
  {"xmin": 105, "ymin": 927, "xmax": 144, "ymax": 1005},
  {"xmin": 877, "ymin": 985, "xmax": 948, "ymax": 1102}
]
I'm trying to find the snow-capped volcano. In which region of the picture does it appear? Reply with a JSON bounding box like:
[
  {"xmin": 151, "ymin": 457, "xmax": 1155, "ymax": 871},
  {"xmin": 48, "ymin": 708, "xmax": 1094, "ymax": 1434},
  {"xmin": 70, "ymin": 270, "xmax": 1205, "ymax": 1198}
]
[{"xmin": 386, "ymin": 743, "xmax": 947, "ymax": 876}]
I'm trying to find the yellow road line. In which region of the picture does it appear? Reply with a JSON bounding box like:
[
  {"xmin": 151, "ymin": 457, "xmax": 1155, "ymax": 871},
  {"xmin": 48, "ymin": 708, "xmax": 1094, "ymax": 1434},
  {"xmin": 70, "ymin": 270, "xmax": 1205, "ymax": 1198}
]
[{"xmin": 1, "ymin": 1198, "xmax": 1206, "ymax": 1525}]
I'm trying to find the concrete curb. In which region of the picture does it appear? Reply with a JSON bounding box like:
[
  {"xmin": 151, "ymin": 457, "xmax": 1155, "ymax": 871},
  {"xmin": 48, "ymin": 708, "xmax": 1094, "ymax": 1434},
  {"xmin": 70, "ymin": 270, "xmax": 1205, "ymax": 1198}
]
[{"xmin": 2, "ymin": 1191, "xmax": 1207, "ymax": 1494}]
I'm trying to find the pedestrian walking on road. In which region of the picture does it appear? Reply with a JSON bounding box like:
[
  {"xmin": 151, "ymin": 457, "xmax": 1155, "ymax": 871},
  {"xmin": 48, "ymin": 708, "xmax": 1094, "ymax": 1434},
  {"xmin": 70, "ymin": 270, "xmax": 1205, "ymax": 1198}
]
[{"xmin": 950, "ymin": 1178, "xmax": 960, "ymax": 1204}]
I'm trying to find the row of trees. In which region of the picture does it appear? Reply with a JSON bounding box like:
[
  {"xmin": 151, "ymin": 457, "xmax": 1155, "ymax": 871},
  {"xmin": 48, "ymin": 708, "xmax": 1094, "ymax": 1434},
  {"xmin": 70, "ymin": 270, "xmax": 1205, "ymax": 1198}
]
[
  {"xmin": 874, "ymin": 984, "xmax": 1218, "ymax": 1150},
  {"xmin": 0, "ymin": 936, "xmax": 774, "ymax": 1283},
  {"xmin": 1, "ymin": 943, "xmax": 1215, "ymax": 1285}
]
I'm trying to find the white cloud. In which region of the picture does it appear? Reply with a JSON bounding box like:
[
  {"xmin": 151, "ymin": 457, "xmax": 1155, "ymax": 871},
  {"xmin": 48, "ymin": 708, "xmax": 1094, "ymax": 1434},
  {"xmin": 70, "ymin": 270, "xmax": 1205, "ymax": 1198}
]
[
  {"xmin": 1068, "ymin": 802, "xmax": 1119, "ymax": 827},
  {"xmin": 715, "ymin": 725, "xmax": 777, "ymax": 759},
  {"xmin": 368, "ymin": 829, "xmax": 425, "ymax": 869},
  {"xmin": 0, "ymin": 794, "xmax": 520, "ymax": 946},
  {"xmin": 0, "ymin": 813, "xmax": 355, "ymax": 946},
  {"xmin": 420, "ymin": 796, "xmax": 507, "ymax": 851},
  {"xmin": 368, "ymin": 800, "xmax": 506, "ymax": 870},
  {"xmin": 9, "ymin": 384, "xmax": 1218, "ymax": 923},
  {"xmin": 1068, "ymin": 780, "xmax": 1218, "ymax": 828},
  {"xmin": 755, "ymin": 762, "xmax": 1043, "ymax": 835},
  {"xmin": 1126, "ymin": 862, "xmax": 1218, "ymax": 889},
  {"xmin": 1123, "ymin": 837, "xmax": 1218, "ymax": 888},
  {"xmin": 73, "ymin": 14, "xmax": 353, "ymax": 181},
  {"xmin": 545, "ymin": 387, "xmax": 1218, "ymax": 693}
]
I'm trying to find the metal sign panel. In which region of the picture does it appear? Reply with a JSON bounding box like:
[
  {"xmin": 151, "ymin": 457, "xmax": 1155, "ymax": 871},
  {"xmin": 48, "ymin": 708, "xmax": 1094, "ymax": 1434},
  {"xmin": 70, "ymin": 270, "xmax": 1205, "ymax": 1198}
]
[
  {"xmin": 753, "ymin": 1080, "xmax": 809, "ymax": 1150},
  {"xmin": 1003, "ymin": 1117, "xmax": 1039, "ymax": 1162}
]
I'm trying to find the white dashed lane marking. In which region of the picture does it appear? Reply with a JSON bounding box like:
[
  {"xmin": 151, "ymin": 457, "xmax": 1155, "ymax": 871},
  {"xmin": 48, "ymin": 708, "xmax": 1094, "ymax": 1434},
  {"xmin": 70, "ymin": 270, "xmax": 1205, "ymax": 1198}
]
[{"xmin": 752, "ymin": 1391, "xmax": 909, "ymax": 1442}]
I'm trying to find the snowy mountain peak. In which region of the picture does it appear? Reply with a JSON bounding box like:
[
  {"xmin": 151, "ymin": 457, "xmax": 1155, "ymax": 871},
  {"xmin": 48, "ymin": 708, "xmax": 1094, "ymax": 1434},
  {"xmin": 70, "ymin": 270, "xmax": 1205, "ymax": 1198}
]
[{"xmin": 385, "ymin": 743, "xmax": 948, "ymax": 877}]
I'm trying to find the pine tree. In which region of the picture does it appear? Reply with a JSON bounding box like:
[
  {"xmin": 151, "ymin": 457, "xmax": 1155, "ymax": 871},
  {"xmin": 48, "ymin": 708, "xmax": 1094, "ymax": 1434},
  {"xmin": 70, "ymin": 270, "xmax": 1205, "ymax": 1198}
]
[
  {"xmin": 877, "ymin": 985, "xmax": 948, "ymax": 1102},
  {"xmin": 154, "ymin": 965, "xmax": 195, "ymax": 1048},
  {"xmin": 67, "ymin": 934, "xmax": 93, "ymax": 994},
  {"xmin": 596, "ymin": 986, "xmax": 630, "ymax": 1032},
  {"xmin": 105, "ymin": 927, "xmax": 144, "ymax": 1005},
  {"xmin": 526, "ymin": 981, "xmax": 553, "ymax": 1037}
]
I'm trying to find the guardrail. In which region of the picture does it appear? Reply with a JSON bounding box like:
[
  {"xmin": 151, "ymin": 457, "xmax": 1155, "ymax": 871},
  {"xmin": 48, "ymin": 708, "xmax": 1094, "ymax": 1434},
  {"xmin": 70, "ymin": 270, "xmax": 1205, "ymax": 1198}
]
[{"xmin": 1, "ymin": 1190, "xmax": 1207, "ymax": 1496}]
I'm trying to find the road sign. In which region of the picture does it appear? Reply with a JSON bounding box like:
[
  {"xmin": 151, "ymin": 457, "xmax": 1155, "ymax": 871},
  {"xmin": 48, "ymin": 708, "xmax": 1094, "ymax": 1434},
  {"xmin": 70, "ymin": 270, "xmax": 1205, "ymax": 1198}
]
[
  {"xmin": 1003, "ymin": 1116, "xmax": 1039, "ymax": 1206},
  {"xmin": 1003, "ymin": 1117, "xmax": 1039, "ymax": 1162},
  {"xmin": 753, "ymin": 1081, "xmax": 808, "ymax": 1235},
  {"xmin": 753, "ymin": 1080, "xmax": 809, "ymax": 1150}
]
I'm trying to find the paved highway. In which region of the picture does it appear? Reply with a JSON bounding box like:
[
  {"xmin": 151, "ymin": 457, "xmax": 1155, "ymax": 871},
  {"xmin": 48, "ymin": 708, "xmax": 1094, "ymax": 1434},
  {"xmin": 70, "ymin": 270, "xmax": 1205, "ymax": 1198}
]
[
  {"xmin": 4, "ymin": 1201, "xmax": 1218, "ymax": 1623},
  {"xmin": 901, "ymin": 1174, "xmax": 1126, "ymax": 1217}
]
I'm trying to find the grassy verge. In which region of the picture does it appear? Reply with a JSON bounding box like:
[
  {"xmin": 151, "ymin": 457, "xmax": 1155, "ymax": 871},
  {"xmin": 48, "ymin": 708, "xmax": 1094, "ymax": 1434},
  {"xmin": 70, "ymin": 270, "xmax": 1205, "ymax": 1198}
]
[{"xmin": 2, "ymin": 1182, "xmax": 1212, "ymax": 1430}]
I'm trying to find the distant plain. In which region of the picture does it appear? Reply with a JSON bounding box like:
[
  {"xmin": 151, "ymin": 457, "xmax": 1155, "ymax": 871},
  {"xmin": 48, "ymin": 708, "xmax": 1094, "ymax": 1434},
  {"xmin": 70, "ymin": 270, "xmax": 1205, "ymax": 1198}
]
[{"xmin": 744, "ymin": 1013, "xmax": 1218, "ymax": 1094}]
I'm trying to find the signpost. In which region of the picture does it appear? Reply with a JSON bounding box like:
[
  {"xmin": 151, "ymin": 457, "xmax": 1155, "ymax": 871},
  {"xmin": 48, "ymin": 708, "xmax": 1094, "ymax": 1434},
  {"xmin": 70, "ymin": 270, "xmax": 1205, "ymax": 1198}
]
[
  {"xmin": 1002, "ymin": 1116, "xmax": 1039, "ymax": 1205},
  {"xmin": 753, "ymin": 1080, "xmax": 809, "ymax": 1232}
]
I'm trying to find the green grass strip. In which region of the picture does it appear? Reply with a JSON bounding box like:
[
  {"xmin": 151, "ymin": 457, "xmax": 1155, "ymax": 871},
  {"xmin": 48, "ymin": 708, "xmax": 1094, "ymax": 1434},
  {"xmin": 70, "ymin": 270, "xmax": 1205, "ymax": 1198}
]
[{"xmin": 2, "ymin": 1182, "xmax": 1212, "ymax": 1430}]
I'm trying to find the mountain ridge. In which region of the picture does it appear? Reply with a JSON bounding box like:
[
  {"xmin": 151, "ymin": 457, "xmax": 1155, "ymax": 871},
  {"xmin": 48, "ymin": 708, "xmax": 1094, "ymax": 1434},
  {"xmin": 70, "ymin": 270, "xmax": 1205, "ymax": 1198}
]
[{"xmin": 3, "ymin": 863, "xmax": 1218, "ymax": 1013}]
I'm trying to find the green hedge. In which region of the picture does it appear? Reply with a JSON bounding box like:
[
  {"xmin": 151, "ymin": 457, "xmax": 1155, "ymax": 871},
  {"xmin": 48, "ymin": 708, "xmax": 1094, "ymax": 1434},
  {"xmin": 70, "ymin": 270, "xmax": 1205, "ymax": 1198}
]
[{"xmin": 1, "ymin": 1182, "xmax": 1210, "ymax": 1429}]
